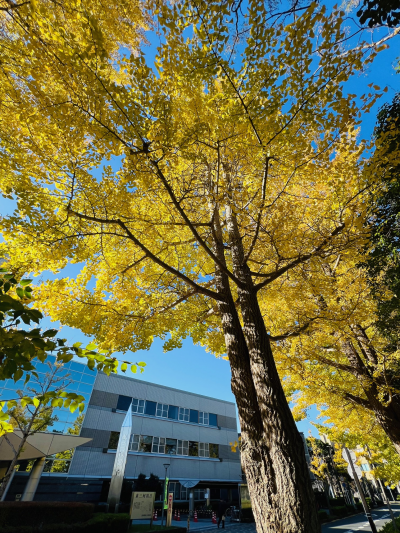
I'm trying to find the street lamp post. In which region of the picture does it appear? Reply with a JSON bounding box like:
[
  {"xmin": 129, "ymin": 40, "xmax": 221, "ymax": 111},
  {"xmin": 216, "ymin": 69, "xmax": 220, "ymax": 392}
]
[{"xmin": 161, "ymin": 463, "xmax": 170, "ymax": 527}]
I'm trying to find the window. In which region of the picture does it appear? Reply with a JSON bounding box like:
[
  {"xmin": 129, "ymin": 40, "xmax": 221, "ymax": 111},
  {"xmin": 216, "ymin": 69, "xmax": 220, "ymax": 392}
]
[
  {"xmin": 209, "ymin": 413, "xmax": 218, "ymax": 427},
  {"xmin": 209, "ymin": 443, "xmax": 219, "ymax": 458},
  {"xmin": 177, "ymin": 440, "xmax": 189, "ymax": 456},
  {"xmin": 117, "ymin": 395, "xmax": 131, "ymax": 411},
  {"xmin": 166, "ymin": 438, "xmax": 177, "ymax": 455},
  {"xmin": 168, "ymin": 405, "xmax": 178, "ymax": 420},
  {"xmin": 199, "ymin": 412, "xmax": 209, "ymax": 425},
  {"xmin": 132, "ymin": 398, "xmax": 145, "ymax": 414},
  {"xmin": 139, "ymin": 435, "xmax": 153, "ymax": 453},
  {"xmin": 152, "ymin": 437, "xmax": 166, "ymax": 454},
  {"xmin": 129, "ymin": 434, "xmax": 139, "ymax": 452},
  {"xmin": 180, "ymin": 484, "xmax": 188, "ymax": 500},
  {"xmin": 108, "ymin": 431, "xmax": 120, "ymax": 449},
  {"xmin": 156, "ymin": 403, "xmax": 168, "ymax": 418},
  {"xmin": 145, "ymin": 401, "xmax": 157, "ymax": 416},
  {"xmin": 199, "ymin": 442, "xmax": 209, "ymax": 457},
  {"xmin": 178, "ymin": 407, "xmax": 189, "ymax": 422},
  {"xmin": 194, "ymin": 488, "xmax": 205, "ymax": 500},
  {"xmin": 170, "ymin": 482, "xmax": 180, "ymax": 500},
  {"xmin": 190, "ymin": 410, "xmax": 198, "ymax": 423},
  {"xmin": 189, "ymin": 441, "xmax": 198, "ymax": 457}
]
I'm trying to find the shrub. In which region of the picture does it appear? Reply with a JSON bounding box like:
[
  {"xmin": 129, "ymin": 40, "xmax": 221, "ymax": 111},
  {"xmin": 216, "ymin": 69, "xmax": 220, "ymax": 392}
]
[
  {"xmin": 356, "ymin": 502, "xmax": 364, "ymax": 511},
  {"xmin": 0, "ymin": 513, "xmax": 130, "ymax": 533},
  {"xmin": 366, "ymin": 497, "xmax": 372, "ymax": 509},
  {"xmin": 378, "ymin": 516, "xmax": 400, "ymax": 532},
  {"xmin": 397, "ymin": 495, "xmax": 400, "ymax": 501},
  {"xmin": 0, "ymin": 502, "xmax": 94, "ymax": 528},
  {"xmin": 331, "ymin": 505, "xmax": 351, "ymax": 518},
  {"xmin": 330, "ymin": 497, "xmax": 346, "ymax": 506},
  {"xmin": 318, "ymin": 510, "xmax": 329, "ymax": 522}
]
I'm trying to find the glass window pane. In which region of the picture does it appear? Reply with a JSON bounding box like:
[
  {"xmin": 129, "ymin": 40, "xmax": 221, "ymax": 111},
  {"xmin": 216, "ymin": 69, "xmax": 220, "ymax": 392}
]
[
  {"xmin": 190, "ymin": 410, "xmax": 198, "ymax": 424},
  {"xmin": 156, "ymin": 403, "xmax": 168, "ymax": 418},
  {"xmin": 209, "ymin": 413, "xmax": 218, "ymax": 427},
  {"xmin": 209, "ymin": 443, "xmax": 219, "ymax": 458},
  {"xmin": 177, "ymin": 440, "xmax": 188, "ymax": 455},
  {"xmin": 189, "ymin": 441, "xmax": 198, "ymax": 457},
  {"xmin": 129, "ymin": 434, "xmax": 139, "ymax": 451},
  {"xmin": 117, "ymin": 395, "xmax": 131, "ymax": 411},
  {"xmin": 109, "ymin": 431, "xmax": 120, "ymax": 449},
  {"xmin": 145, "ymin": 401, "xmax": 157, "ymax": 416},
  {"xmin": 140, "ymin": 435, "xmax": 153, "ymax": 453},
  {"xmin": 166, "ymin": 439, "xmax": 177, "ymax": 455},
  {"xmin": 80, "ymin": 373, "xmax": 96, "ymax": 385},
  {"xmin": 66, "ymin": 371, "xmax": 82, "ymax": 381},
  {"xmin": 168, "ymin": 405, "xmax": 178, "ymax": 420},
  {"xmin": 178, "ymin": 408, "xmax": 189, "ymax": 422},
  {"xmin": 78, "ymin": 383, "xmax": 93, "ymax": 394},
  {"xmin": 69, "ymin": 362, "xmax": 84, "ymax": 372}
]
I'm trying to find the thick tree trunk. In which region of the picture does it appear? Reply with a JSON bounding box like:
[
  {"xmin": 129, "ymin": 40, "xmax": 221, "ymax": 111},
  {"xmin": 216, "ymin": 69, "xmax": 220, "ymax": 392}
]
[{"xmin": 210, "ymin": 198, "xmax": 320, "ymax": 533}]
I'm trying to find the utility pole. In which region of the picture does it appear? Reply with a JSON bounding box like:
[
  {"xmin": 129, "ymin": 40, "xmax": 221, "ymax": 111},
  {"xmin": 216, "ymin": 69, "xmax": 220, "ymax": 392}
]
[{"xmin": 344, "ymin": 447, "xmax": 378, "ymax": 533}]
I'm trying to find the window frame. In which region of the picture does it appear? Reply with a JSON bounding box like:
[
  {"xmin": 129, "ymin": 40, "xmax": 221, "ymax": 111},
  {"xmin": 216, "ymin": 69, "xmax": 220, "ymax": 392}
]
[
  {"xmin": 132, "ymin": 398, "xmax": 145, "ymax": 414},
  {"xmin": 178, "ymin": 407, "xmax": 189, "ymax": 422},
  {"xmin": 129, "ymin": 434, "xmax": 140, "ymax": 452},
  {"xmin": 198, "ymin": 442, "xmax": 209, "ymax": 457},
  {"xmin": 177, "ymin": 439, "xmax": 189, "ymax": 456},
  {"xmin": 156, "ymin": 403, "xmax": 169, "ymax": 418},
  {"xmin": 152, "ymin": 436, "xmax": 166, "ymax": 454},
  {"xmin": 139, "ymin": 435, "xmax": 153, "ymax": 453},
  {"xmin": 199, "ymin": 411, "xmax": 209, "ymax": 425}
]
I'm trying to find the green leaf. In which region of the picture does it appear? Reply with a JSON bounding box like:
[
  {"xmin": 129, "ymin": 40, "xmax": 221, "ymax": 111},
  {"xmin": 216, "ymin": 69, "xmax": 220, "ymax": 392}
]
[
  {"xmin": 7, "ymin": 400, "xmax": 17, "ymax": 409},
  {"xmin": 16, "ymin": 287, "xmax": 24, "ymax": 299},
  {"xmin": 86, "ymin": 342, "xmax": 97, "ymax": 351},
  {"xmin": 20, "ymin": 279, "xmax": 33, "ymax": 287},
  {"xmin": 42, "ymin": 329, "xmax": 58, "ymax": 338},
  {"xmin": 137, "ymin": 362, "xmax": 147, "ymax": 367},
  {"xmin": 32, "ymin": 397, "xmax": 40, "ymax": 407},
  {"xmin": 14, "ymin": 368, "xmax": 23, "ymax": 382},
  {"xmin": 131, "ymin": 364, "xmax": 137, "ymax": 373},
  {"xmin": 121, "ymin": 362, "xmax": 127, "ymax": 372}
]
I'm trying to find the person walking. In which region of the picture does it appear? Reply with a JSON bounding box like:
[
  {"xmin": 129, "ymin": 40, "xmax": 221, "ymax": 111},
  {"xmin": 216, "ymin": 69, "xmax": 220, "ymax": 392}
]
[{"xmin": 217, "ymin": 499, "xmax": 229, "ymax": 529}]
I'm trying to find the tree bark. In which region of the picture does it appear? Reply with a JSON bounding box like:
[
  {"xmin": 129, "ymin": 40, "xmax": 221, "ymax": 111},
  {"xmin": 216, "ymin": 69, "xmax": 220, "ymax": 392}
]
[{"xmin": 209, "ymin": 195, "xmax": 320, "ymax": 533}]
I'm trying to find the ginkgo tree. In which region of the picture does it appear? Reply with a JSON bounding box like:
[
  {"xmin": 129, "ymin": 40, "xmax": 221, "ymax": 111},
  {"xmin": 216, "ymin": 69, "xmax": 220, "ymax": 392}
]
[{"xmin": 0, "ymin": 0, "xmax": 398, "ymax": 530}]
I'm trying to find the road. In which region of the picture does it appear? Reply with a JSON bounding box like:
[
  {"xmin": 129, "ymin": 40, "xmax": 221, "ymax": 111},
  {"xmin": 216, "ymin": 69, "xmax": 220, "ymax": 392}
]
[{"xmin": 321, "ymin": 503, "xmax": 400, "ymax": 533}]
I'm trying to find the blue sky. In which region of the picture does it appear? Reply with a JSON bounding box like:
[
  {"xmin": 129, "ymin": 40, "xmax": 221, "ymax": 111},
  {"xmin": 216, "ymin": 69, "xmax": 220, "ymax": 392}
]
[{"xmin": 1, "ymin": 7, "xmax": 399, "ymax": 437}]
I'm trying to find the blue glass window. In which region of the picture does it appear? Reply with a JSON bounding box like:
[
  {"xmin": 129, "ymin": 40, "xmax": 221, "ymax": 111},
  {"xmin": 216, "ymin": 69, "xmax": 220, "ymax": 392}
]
[
  {"xmin": 145, "ymin": 401, "xmax": 157, "ymax": 416},
  {"xmin": 209, "ymin": 413, "xmax": 218, "ymax": 427},
  {"xmin": 117, "ymin": 395, "xmax": 131, "ymax": 411},
  {"xmin": 190, "ymin": 410, "xmax": 198, "ymax": 424},
  {"xmin": 168, "ymin": 405, "xmax": 178, "ymax": 420},
  {"xmin": 78, "ymin": 383, "xmax": 93, "ymax": 394},
  {"xmin": 69, "ymin": 361, "xmax": 85, "ymax": 372},
  {"xmin": 80, "ymin": 373, "xmax": 96, "ymax": 385},
  {"xmin": 83, "ymin": 366, "xmax": 97, "ymax": 375},
  {"xmin": 66, "ymin": 371, "xmax": 82, "ymax": 381}
]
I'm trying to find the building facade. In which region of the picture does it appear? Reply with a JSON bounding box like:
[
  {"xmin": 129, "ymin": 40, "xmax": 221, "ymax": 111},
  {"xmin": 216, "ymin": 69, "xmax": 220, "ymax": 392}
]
[{"xmin": 2, "ymin": 365, "xmax": 242, "ymax": 504}]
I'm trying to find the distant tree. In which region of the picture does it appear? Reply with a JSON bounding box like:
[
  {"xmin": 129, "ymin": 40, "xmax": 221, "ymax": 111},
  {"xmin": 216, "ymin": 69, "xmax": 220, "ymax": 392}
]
[
  {"xmin": 0, "ymin": 363, "xmax": 69, "ymax": 498},
  {"xmin": 134, "ymin": 473, "xmax": 163, "ymax": 499}
]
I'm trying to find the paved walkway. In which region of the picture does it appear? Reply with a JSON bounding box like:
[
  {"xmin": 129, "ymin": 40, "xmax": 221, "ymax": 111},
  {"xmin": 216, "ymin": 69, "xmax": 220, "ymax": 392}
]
[{"xmin": 182, "ymin": 503, "xmax": 400, "ymax": 532}]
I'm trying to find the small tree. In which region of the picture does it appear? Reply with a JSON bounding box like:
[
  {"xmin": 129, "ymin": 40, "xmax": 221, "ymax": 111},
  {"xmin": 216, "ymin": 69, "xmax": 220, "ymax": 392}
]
[{"xmin": 0, "ymin": 362, "xmax": 70, "ymax": 499}]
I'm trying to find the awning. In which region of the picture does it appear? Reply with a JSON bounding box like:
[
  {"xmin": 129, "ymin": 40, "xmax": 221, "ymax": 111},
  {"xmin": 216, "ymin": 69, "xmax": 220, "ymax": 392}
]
[
  {"xmin": 0, "ymin": 430, "xmax": 92, "ymax": 460},
  {"xmin": 179, "ymin": 480, "xmax": 200, "ymax": 488}
]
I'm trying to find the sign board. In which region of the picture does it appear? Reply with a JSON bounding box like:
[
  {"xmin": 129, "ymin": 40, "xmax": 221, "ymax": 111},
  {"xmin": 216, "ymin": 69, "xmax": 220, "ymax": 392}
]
[
  {"xmin": 164, "ymin": 477, "xmax": 169, "ymax": 509},
  {"xmin": 130, "ymin": 492, "xmax": 155, "ymax": 520},
  {"xmin": 342, "ymin": 448, "xmax": 357, "ymax": 463},
  {"xmin": 166, "ymin": 492, "xmax": 173, "ymax": 527},
  {"xmin": 347, "ymin": 463, "xmax": 362, "ymax": 480}
]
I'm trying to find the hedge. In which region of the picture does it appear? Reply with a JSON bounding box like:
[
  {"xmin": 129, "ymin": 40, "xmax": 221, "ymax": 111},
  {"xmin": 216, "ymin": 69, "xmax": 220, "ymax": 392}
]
[
  {"xmin": 0, "ymin": 502, "xmax": 94, "ymax": 528},
  {"xmin": 0, "ymin": 513, "xmax": 129, "ymax": 533}
]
